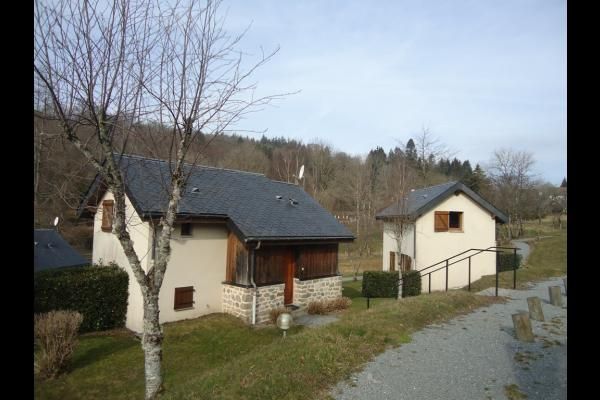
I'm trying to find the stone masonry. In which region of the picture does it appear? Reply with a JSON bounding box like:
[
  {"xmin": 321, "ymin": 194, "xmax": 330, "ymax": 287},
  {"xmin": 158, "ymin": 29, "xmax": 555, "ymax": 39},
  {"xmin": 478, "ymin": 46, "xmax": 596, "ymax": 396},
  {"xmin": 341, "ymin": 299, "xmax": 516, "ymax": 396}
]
[
  {"xmin": 293, "ymin": 275, "xmax": 343, "ymax": 307},
  {"xmin": 222, "ymin": 283, "xmax": 285, "ymax": 325}
]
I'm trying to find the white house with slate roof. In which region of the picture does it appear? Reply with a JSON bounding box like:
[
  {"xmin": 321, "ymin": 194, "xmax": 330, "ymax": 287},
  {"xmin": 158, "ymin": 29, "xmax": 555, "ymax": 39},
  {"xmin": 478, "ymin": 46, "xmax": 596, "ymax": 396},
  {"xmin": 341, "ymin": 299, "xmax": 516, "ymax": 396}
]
[
  {"xmin": 78, "ymin": 154, "xmax": 354, "ymax": 332},
  {"xmin": 375, "ymin": 182, "xmax": 508, "ymax": 293}
]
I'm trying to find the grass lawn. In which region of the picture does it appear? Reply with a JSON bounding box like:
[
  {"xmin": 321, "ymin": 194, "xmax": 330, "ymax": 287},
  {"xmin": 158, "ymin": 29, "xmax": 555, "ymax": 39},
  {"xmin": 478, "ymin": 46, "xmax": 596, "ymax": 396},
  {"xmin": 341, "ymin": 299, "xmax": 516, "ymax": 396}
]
[
  {"xmin": 467, "ymin": 221, "xmax": 567, "ymax": 292},
  {"xmin": 35, "ymin": 290, "xmax": 499, "ymax": 399},
  {"xmin": 36, "ymin": 219, "xmax": 565, "ymax": 400}
]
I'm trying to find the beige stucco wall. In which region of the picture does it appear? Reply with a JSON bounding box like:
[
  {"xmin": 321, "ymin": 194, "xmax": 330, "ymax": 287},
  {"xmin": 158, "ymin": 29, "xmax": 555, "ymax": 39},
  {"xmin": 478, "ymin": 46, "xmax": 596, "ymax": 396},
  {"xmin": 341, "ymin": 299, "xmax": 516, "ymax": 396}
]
[
  {"xmin": 382, "ymin": 222, "xmax": 415, "ymax": 271},
  {"xmin": 381, "ymin": 192, "xmax": 497, "ymax": 292},
  {"xmin": 92, "ymin": 191, "xmax": 151, "ymax": 332},
  {"xmin": 92, "ymin": 190, "xmax": 228, "ymax": 332},
  {"xmin": 414, "ymin": 193, "xmax": 497, "ymax": 292},
  {"xmin": 157, "ymin": 223, "xmax": 228, "ymax": 325}
]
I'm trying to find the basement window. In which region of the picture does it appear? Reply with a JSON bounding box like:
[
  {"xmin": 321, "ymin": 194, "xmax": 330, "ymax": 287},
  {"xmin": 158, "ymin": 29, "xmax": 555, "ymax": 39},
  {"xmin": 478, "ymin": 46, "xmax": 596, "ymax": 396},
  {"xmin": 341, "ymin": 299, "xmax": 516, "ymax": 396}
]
[
  {"xmin": 174, "ymin": 286, "xmax": 194, "ymax": 310},
  {"xmin": 181, "ymin": 223, "xmax": 193, "ymax": 237}
]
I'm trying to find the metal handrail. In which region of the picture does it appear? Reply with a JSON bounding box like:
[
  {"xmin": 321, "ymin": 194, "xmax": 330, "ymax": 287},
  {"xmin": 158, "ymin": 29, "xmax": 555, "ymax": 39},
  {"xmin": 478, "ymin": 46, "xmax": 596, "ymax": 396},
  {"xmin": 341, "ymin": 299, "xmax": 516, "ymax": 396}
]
[{"xmin": 398, "ymin": 246, "xmax": 519, "ymax": 296}]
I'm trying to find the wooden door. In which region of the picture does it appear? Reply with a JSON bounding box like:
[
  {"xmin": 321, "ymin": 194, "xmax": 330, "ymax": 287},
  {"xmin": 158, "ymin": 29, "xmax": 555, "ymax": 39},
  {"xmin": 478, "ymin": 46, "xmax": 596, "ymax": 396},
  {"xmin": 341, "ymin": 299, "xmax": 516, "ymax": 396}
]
[
  {"xmin": 284, "ymin": 249, "xmax": 295, "ymax": 305},
  {"xmin": 389, "ymin": 252, "xmax": 396, "ymax": 271}
]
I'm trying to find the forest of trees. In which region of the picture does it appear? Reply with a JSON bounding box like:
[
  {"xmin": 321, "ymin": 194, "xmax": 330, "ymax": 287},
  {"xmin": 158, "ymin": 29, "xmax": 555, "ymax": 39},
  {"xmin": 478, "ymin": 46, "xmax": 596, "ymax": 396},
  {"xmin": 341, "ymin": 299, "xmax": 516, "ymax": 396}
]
[{"xmin": 34, "ymin": 112, "xmax": 566, "ymax": 255}]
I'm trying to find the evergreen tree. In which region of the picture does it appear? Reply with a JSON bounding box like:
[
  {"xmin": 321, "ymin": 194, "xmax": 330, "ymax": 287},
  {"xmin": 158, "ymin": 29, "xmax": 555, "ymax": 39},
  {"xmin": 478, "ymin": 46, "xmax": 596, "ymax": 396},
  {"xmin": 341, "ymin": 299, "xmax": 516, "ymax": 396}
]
[{"xmin": 405, "ymin": 139, "xmax": 417, "ymax": 164}]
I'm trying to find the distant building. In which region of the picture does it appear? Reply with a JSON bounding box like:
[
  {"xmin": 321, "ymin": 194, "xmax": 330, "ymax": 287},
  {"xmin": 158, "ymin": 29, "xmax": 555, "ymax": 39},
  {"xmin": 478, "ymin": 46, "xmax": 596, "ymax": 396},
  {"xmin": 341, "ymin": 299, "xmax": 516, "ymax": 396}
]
[
  {"xmin": 34, "ymin": 229, "xmax": 89, "ymax": 272},
  {"xmin": 376, "ymin": 181, "xmax": 508, "ymax": 292}
]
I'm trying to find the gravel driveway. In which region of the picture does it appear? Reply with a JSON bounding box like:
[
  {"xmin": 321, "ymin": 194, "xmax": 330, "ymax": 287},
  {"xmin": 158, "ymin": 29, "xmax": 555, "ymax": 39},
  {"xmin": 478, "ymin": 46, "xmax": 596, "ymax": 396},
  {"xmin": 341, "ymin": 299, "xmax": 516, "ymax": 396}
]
[{"xmin": 331, "ymin": 277, "xmax": 567, "ymax": 400}]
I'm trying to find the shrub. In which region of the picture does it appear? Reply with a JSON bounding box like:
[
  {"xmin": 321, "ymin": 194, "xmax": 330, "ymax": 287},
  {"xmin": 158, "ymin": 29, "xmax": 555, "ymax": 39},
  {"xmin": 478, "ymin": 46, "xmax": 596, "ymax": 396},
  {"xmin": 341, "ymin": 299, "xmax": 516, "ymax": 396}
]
[
  {"xmin": 497, "ymin": 253, "xmax": 523, "ymax": 272},
  {"xmin": 307, "ymin": 297, "xmax": 352, "ymax": 314},
  {"xmin": 34, "ymin": 263, "xmax": 129, "ymax": 333},
  {"xmin": 34, "ymin": 310, "xmax": 83, "ymax": 379},
  {"xmin": 401, "ymin": 270, "xmax": 422, "ymax": 298},
  {"xmin": 269, "ymin": 307, "xmax": 290, "ymax": 324},
  {"xmin": 362, "ymin": 271, "xmax": 399, "ymax": 298}
]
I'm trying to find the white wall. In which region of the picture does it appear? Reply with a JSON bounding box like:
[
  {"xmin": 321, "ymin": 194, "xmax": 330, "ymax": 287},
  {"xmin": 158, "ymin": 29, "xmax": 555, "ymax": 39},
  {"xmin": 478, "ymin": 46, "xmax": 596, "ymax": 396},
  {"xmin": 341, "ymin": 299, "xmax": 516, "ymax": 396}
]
[
  {"xmin": 92, "ymin": 191, "xmax": 151, "ymax": 332},
  {"xmin": 382, "ymin": 222, "xmax": 415, "ymax": 271},
  {"xmin": 92, "ymin": 191, "xmax": 228, "ymax": 332},
  {"xmin": 157, "ymin": 223, "xmax": 228, "ymax": 325},
  {"xmin": 415, "ymin": 193, "xmax": 497, "ymax": 292}
]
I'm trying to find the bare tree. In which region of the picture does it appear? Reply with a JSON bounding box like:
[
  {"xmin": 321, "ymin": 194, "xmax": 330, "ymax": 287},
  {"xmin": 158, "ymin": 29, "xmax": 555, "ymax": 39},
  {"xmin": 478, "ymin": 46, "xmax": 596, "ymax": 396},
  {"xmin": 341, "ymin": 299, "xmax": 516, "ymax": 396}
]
[
  {"xmin": 487, "ymin": 149, "xmax": 536, "ymax": 240},
  {"xmin": 34, "ymin": 1, "xmax": 286, "ymax": 398},
  {"xmin": 414, "ymin": 127, "xmax": 453, "ymax": 184},
  {"xmin": 387, "ymin": 155, "xmax": 415, "ymax": 273}
]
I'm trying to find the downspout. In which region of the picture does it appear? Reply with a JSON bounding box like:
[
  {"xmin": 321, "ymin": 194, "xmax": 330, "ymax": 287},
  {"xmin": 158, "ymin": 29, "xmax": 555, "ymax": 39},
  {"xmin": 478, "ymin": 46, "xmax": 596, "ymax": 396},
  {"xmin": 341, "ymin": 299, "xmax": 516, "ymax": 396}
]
[
  {"xmin": 250, "ymin": 240, "xmax": 261, "ymax": 325},
  {"xmin": 413, "ymin": 220, "xmax": 417, "ymax": 268}
]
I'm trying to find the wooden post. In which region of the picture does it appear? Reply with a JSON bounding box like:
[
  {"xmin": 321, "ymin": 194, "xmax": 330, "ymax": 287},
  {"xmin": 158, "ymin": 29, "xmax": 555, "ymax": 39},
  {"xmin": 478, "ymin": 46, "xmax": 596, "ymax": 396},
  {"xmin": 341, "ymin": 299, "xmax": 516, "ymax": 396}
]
[
  {"xmin": 563, "ymin": 277, "xmax": 567, "ymax": 295},
  {"xmin": 512, "ymin": 312, "xmax": 534, "ymax": 342},
  {"xmin": 527, "ymin": 297, "xmax": 544, "ymax": 321},
  {"xmin": 549, "ymin": 286, "xmax": 563, "ymax": 307}
]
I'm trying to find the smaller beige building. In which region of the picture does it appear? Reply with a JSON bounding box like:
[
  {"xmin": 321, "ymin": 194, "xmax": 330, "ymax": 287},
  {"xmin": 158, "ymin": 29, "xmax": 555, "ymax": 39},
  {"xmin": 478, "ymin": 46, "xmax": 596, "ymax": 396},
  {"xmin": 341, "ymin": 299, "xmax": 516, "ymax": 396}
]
[{"xmin": 376, "ymin": 181, "xmax": 508, "ymax": 292}]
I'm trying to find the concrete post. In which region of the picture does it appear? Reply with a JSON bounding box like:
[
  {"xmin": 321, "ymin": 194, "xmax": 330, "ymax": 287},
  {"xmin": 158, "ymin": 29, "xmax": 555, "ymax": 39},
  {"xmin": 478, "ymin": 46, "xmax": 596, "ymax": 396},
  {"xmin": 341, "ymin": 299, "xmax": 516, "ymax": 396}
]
[
  {"xmin": 512, "ymin": 311, "xmax": 534, "ymax": 342},
  {"xmin": 549, "ymin": 286, "xmax": 563, "ymax": 307},
  {"xmin": 527, "ymin": 296, "xmax": 544, "ymax": 321},
  {"xmin": 563, "ymin": 277, "xmax": 567, "ymax": 295}
]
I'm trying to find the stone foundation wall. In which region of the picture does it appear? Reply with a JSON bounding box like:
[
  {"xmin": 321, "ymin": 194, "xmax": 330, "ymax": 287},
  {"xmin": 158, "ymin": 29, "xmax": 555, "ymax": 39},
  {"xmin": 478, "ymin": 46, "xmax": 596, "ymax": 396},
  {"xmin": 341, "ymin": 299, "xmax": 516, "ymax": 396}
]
[
  {"xmin": 222, "ymin": 284, "xmax": 253, "ymax": 323},
  {"xmin": 222, "ymin": 283, "xmax": 285, "ymax": 325},
  {"xmin": 255, "ymin": 283, "xmax": 285, "ymax": 324},
  {"xmin": 293, "ymin": 275, "xmax": 343, "ymax": 307}
]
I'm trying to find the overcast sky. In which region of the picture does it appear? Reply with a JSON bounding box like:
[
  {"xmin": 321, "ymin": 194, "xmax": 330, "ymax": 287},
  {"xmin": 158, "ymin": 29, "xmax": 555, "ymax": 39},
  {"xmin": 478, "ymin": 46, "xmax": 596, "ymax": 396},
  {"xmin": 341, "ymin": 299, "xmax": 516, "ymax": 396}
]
[{"xmin": 221, "ymin": 0, "xmax": 566, "ymax": 185}]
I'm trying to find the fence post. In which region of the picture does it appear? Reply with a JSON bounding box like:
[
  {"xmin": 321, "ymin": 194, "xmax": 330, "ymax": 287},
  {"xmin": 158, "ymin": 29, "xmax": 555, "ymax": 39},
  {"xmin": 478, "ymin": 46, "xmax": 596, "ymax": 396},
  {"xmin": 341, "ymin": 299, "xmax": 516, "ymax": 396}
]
[
  {"xmin": 445, "ymin": 260, "xmax": 449, "ymax": 292},
  {"xmin": 468, "ymin": 257, "xmax": 471, "ymax": 292},
  {"xmin": 495, "ymin": 251, "xmax": 499, "ymax": 297},
  {"xmin": 367, "ymin": 296, "xmax": 370, "ymax": 309},
  {"xmin": 513, "ymin": 248, "xmax": 517, "ymax": 289},
  {"xmin": 428, "ymin": 274, "xmax": 431, "ymax": 294}
]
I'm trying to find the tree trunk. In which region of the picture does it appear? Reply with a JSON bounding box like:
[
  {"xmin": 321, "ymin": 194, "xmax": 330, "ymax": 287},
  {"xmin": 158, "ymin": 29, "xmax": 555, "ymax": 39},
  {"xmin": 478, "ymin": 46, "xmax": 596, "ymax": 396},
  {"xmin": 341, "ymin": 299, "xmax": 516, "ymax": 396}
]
[{"xmin": 143, "ymin": 292, "xmax": 164, "ymax": 400}]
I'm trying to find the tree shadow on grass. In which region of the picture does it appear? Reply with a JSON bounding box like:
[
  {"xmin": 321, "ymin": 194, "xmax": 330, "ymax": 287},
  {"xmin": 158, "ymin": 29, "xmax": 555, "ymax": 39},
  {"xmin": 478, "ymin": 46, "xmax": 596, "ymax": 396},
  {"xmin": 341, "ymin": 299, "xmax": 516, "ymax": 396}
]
[{"xmin": 68, "ymin": 337, "xmax": 139, "ymax": 372}]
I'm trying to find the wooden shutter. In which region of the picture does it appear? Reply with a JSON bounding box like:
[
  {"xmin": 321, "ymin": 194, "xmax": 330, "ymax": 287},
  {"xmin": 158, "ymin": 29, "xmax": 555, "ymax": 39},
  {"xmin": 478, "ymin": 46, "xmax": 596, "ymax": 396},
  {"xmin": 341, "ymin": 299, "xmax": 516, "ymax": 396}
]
[
  {"xmin": 434, "ymin": 211, "xmax": 449, "ymax": 232},
  {"xmin": 174, "ymin": 286, "xmax": 194, "ymax": 310},
  {"xmin": 101, "ymin": 200, "xmax": 114, "ymax": 232},
  {"xmin": 389, "ymin": 252, "xmax": 396, "ymax": 271}
]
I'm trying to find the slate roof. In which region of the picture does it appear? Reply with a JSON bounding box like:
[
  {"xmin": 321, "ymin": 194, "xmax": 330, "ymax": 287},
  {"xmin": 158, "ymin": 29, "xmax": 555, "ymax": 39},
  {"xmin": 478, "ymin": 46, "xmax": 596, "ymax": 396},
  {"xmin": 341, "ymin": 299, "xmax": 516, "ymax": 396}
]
[
  {"xmin": 34, "ymin": 229, "xmax": 89, "ymax": 271},
  {"xmin": 78, "ymin": 154, "xmax": 355, "ymax": 242},
  {"xmin": 375, "ymin": 181, "xmax": 508, "ymax": 223}
]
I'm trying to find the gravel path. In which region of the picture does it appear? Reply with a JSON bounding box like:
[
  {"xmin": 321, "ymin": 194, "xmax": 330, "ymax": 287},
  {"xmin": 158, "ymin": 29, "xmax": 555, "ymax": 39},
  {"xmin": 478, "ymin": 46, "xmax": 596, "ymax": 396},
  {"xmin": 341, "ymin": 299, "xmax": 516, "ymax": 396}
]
[
  {"xmin": 331, "ymin": 277, "xmax": 567, "ymax": 400},
  {"xmin": 512, "ymin": 240, "xmax": 531, "ymax": 265}
]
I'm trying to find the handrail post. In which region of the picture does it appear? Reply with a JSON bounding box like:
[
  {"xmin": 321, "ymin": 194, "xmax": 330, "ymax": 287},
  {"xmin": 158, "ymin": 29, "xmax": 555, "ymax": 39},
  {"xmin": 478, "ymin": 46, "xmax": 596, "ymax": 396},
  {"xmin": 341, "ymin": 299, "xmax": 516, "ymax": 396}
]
[
  {"xmin": 428, "ymin": 274, "xmax": 431, "ymax": 293},
  {"xmin": 495, "ymin": 251, "xmax": 499, "ymax": 297},
  {"xmin": 468, "ymin": 257, "xmax": 471, "ymax": 292},
  {"xmin": 445, "ymin": 260, "xmax": 449, "ymax": 292},
  {"xmin": 513, "ymin": 247, "xmax": 517, "ymax": 289}
]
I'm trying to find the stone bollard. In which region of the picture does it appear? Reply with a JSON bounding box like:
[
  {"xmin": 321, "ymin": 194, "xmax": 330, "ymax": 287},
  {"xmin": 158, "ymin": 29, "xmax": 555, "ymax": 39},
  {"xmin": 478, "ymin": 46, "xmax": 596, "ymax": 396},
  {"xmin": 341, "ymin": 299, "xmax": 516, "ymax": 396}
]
[
  {"xmin": 549, "ymin": 286, "xmax": 563, "ymax": 307},
  {"xmin": 563, "ymin": 277, "xmax": 567, "ymax": 295},
  {"xmin": 512, "ymin": 311, "xmax": 534, "ymax": 342},
  {"xmin": 527, "ymin": 297, "xmax": 544, "ymax": 321}
]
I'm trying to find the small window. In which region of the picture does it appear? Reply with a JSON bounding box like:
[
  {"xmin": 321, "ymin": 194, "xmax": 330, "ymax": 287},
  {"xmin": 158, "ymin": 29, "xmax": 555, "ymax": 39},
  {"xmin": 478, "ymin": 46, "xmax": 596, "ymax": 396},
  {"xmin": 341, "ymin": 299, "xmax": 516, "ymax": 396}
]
[
  {"xmin": 174, "ymin": 286, "xmax": 194, "ymax": 310},
  {"xmin": 434, "ymin": 211, "xmax": 463, "ymax": 232},
  {"xmin": 449, "ymin": 212, "xmax": 463, "ymax": 230},
  {"xmin": 181, "ymin": 223, "xmax": 192, "ymax": 237},
  {"xmin": 101, "ymin": 200, "xmax": 114, "ymax": 232}
]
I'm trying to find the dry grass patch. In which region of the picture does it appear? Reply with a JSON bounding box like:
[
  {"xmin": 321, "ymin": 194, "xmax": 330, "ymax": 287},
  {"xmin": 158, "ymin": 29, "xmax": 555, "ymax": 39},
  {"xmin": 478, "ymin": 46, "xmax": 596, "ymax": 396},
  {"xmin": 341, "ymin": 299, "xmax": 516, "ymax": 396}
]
[{"xmin": 307, "ymin": 297, "xmax": 352, "ymax": 314}]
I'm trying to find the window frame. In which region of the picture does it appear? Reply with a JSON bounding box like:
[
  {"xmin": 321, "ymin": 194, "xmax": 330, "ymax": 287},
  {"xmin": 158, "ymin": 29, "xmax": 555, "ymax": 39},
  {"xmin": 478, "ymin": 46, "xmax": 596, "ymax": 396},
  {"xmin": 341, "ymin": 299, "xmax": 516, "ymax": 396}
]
[{"xmin": 448, "ymin": 211, "xmax": 464, "ymax": 232}]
